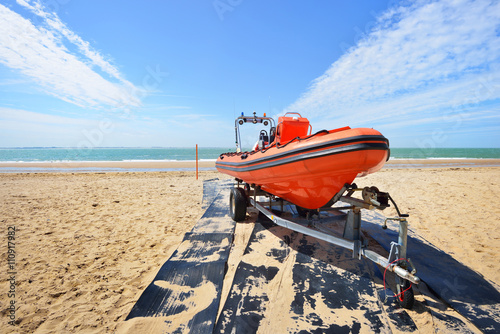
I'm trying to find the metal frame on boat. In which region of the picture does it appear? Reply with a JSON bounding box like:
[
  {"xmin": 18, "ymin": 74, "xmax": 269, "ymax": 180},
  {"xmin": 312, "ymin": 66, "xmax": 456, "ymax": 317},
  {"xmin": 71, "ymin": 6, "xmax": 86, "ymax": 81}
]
[{"xmin": 234, "ymin": 111, "xmax": 276, "ymax": 153}]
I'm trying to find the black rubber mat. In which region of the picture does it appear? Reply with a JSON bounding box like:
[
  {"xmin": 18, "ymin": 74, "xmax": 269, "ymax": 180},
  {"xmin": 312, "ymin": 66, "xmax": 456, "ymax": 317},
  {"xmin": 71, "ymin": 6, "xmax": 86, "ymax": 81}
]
[
  {"xmin": 125, "ymin": 180, "xmax": 234, "ymax": 333},
  {"xmin": 215, "ymin": 217, "xmax": 417, "ymax": 333},
  {"xmin": 201, "ymin": 178, "xmax": 232, "ymax": 210}
]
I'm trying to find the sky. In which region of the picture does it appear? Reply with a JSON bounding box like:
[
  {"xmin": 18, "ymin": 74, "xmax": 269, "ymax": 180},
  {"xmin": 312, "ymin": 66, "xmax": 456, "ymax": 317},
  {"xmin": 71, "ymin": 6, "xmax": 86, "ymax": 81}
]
[{"xmin": 0, "ymin": 0, "xmax": 499, "ymax": 148}]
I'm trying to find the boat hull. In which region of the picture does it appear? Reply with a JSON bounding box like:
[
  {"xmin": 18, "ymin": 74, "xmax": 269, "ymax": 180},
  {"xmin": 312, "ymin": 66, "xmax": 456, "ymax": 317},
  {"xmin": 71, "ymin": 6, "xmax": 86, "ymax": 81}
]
[{"xmin": 216, "ymin": 128, "xmax": 389, "ymax": 209}]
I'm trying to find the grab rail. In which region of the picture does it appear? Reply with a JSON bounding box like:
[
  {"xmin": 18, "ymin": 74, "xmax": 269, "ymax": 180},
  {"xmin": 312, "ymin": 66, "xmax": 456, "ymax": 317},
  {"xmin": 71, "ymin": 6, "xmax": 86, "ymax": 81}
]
[{"xmin": 283, "ymin": 112, "xmax": 303, "ymax": 118}]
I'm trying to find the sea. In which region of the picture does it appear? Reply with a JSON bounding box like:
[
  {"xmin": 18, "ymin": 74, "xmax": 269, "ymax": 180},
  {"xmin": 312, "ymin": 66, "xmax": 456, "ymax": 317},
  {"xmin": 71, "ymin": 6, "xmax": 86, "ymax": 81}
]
[{"xmin": 0, "ymin": 147, "xmax": 499, "ymax": 172}]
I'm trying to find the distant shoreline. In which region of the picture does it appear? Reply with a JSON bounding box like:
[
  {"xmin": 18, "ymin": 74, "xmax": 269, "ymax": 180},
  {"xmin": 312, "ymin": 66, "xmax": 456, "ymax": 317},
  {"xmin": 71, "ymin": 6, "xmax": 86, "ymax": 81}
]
[{"xmin": 0, "ymin": 158, "xmax": 499, "ymax": 173}]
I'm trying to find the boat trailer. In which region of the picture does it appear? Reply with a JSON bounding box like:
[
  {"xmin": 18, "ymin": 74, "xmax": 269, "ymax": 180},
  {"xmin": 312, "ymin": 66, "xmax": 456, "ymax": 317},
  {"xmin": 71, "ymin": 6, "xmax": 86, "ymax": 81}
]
[{"xmin": 229, "ymin": 181, "xmax": 420, "ymax": 309}]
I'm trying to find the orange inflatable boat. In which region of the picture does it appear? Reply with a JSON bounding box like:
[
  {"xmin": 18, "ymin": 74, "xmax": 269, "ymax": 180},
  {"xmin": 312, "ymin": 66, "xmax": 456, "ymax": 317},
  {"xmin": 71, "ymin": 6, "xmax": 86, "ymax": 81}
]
[{"xmin": 216, "ymin": 112, "xmax": 390, "ymax": 209}]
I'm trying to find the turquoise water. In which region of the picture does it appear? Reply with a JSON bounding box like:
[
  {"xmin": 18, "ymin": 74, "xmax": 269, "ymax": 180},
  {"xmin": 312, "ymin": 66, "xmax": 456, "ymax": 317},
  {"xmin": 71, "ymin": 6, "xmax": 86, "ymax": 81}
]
[
  {"xmin": 0, "ymin": 147, "xmax": 233, "ymax": 162},
  {"xmin": 0, "ymin": 147, "xmax": 499, "ymax": 162}
]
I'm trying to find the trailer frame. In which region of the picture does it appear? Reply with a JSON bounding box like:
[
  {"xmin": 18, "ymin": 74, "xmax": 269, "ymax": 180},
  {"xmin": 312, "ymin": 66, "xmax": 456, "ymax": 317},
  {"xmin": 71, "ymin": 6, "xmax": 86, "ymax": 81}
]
[{"xmin": 229, "ymin": 181, "xmax": 420, "ymax": 309}]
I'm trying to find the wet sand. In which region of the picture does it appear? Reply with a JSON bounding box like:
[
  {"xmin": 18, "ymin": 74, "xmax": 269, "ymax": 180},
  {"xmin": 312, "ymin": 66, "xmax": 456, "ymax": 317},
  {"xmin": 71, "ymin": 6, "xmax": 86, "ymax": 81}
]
[{"xmin": 1, "ymin": 158, "xmax": 499, "ymax": 171}]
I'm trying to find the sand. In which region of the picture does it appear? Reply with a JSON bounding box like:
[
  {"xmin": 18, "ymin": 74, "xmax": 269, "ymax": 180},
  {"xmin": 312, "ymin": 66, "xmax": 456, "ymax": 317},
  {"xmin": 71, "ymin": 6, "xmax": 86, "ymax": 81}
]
[
  {"xmin": 0, "ymin": 163, "xmax": 499, "ymax": 333},
  {"xmin": 0, "ymin": 171, "xmax": 218, "ymax": 333}
]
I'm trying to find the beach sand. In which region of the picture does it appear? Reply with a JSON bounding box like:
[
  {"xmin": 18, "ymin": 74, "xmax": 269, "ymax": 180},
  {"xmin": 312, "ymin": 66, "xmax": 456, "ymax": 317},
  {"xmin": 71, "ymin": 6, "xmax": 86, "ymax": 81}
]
[{"xmin": 1, "ymin": 162, "xmax": 499, "ymax": 332}]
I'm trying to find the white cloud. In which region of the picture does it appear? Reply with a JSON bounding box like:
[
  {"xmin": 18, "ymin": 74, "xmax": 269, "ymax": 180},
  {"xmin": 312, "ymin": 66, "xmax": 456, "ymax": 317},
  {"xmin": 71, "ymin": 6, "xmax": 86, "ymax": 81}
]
[
  {"xmin": 0, "ymin": 78, "xmax": 30, "ymax": 86},
  {"xmin": 0, "ymin": 1, "xmax": 141, "ymax": 109},
  {"xmin": 0, "ymin": 107, "xmax": 95, "ymax": 126},
  {"xmin": 285, "ymin": 0, "xmax": 500, "ymax": 137}
]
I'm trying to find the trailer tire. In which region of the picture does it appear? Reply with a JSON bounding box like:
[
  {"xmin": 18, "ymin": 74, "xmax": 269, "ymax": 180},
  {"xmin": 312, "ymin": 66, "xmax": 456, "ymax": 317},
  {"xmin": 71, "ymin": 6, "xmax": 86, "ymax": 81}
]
[
  {"xmin": 397, "ymin": 280, "xmax": 415, "ymax": 309},
  {"xmin": 230, "ymin": 187, "xmax": 247, "ymax": 222}
]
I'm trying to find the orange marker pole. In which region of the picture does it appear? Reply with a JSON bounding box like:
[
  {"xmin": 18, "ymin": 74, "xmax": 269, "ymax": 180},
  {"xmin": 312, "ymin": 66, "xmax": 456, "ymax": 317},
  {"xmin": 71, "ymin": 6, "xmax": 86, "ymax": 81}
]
[{"xmin": 196, "ymin": 144, "xmax": 199, "ymax": 180}]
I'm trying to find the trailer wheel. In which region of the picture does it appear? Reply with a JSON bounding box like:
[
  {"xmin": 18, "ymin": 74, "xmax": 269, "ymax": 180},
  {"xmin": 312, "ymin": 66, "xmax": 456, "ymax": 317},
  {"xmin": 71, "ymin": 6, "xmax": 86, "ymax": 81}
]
[
  {"xmin": 230, "ymin": 187, "xmax": 247, "ymax": 222},
  {"xmin": 397, "ymin": 280, "xmax": 415, "ymax": 309}
]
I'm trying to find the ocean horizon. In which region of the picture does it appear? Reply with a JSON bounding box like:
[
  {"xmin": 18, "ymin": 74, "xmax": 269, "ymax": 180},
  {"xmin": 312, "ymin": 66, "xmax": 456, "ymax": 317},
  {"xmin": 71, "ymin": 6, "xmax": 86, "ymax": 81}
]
[{"xmin": 0, "ymin": 147, "xmax": 499, "ymax": 163}]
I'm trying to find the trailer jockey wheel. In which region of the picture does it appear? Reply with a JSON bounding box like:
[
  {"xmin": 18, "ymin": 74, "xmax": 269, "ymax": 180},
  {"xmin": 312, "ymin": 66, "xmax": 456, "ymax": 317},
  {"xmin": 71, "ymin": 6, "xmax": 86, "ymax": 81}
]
[
  {"xmin": 230, "ymin": 187, "xmax": 247, "ymax": 222},
  {"xmin": 397, "ymin": 279, "xmax": 415, "ymax": 309}
]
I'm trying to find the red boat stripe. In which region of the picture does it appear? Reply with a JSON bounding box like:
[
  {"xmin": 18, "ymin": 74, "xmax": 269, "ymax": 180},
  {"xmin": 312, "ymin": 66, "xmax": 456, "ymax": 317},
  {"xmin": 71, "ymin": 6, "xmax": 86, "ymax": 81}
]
[
  {"xmin": 218, "ymin": 135, "xmax": 388, "ymax": 168},
  {"xmin": 216, "ymin": 142, "xmax": 388, "ymax": 172}
]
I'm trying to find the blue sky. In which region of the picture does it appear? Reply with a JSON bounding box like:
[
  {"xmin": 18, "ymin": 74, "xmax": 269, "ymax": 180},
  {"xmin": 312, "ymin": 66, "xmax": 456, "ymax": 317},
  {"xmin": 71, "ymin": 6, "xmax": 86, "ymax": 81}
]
[{"xmin": 0, "ymin": 0, "xmax": 499, "ymax": 148}]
